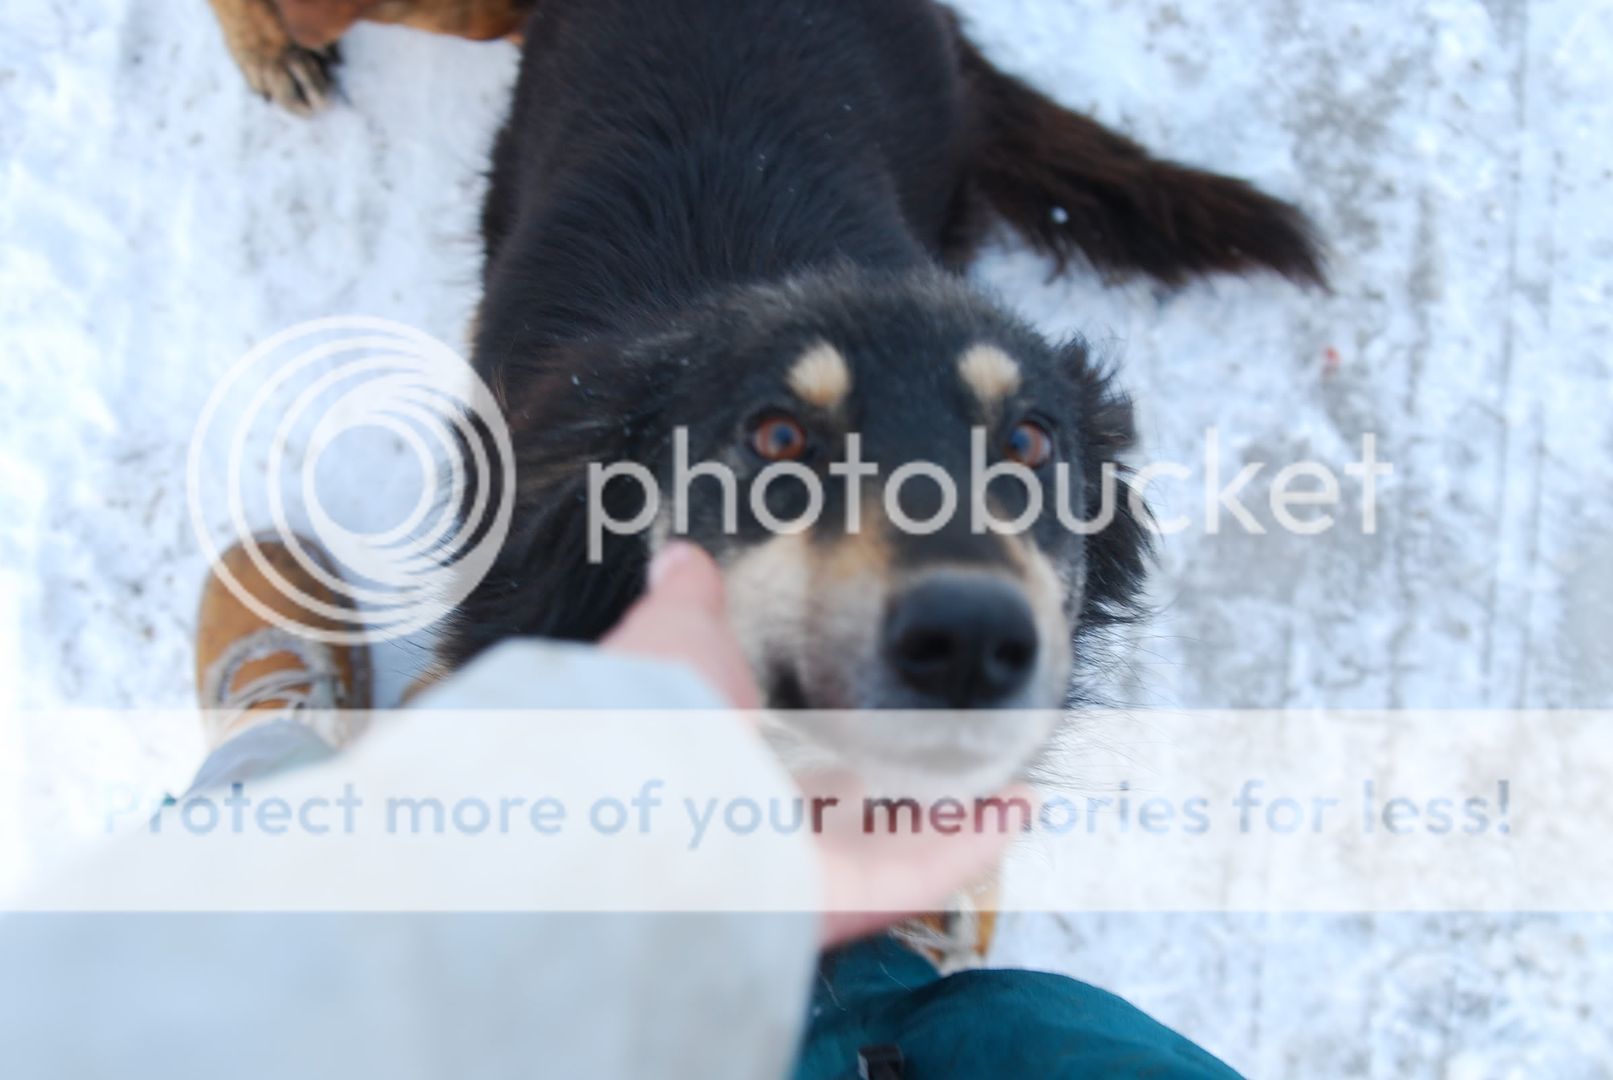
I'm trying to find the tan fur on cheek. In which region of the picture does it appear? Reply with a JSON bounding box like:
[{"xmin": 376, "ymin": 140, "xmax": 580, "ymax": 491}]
[
  {"xmin": 719, "ymin": 533, "xmax": 812, "ymax": 681},
  {"xmin": 1012, "ymin": 538, "xmax": 1075, "ymax": 699},
  {"xmin": 817, "ymin": 506, "xmax": 890, "ymax": 582},
  {"xmin": 720, "ymin": 513, "xmax": 894, "ymax": 710},
  {"xmin": 796, "ymin": 511, "xmax": 897, "ymax": 708},
  {"xmin": 808, "ymin": 521, "xmax": 891, "ymax": 646},
  {"xmin": 786, "ymin": 342, "xmax": 852, "ymax": 410},
  {"xmin": 957, "ymin": 344, "xmax": 1022, "ymax": 408}
]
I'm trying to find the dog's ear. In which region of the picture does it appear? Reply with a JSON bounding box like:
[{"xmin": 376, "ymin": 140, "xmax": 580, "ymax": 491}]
[
  {"xmin": 434, "ymin": 351, "xmax": 666, "ymax": 669},
  {"xmin": 1061, "ymin": 341, "xmax": 1150, "ymax": 627}
]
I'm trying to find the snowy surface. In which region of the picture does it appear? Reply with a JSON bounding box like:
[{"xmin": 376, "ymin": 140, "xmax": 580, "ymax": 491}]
[{"xmin": 2, "ymin": 0, "xmax": 1611, "ymax": 1075}]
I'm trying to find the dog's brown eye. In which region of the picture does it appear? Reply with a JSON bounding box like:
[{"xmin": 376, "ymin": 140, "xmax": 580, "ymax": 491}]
[
  {"xmin": 1004, "ymin": 420, "xmax": 1054, "ymax": 468},
  {"xmin": 751, "ymin": 414, "xmax": 808, "ymax": 462}
]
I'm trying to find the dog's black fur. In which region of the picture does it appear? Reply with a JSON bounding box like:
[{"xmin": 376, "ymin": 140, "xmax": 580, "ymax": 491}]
[{"xmin": 439, "ymin": 0, "xmax": 1320, "ymax": 730}]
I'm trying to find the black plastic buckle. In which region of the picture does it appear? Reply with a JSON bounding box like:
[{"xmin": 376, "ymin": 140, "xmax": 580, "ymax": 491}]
[{"xmin": 858, "ymin": 1043, "xmax": 905, "ymax": 1080}]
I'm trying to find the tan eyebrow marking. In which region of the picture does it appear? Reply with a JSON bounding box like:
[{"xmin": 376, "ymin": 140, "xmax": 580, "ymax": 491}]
[
  {"xmin": 786, "ymin": 342, "xmax": 852, "ymax": 409},
  {"xmin": 958, "ymin": 345, "xmax": 1023, "ymax": 407}
]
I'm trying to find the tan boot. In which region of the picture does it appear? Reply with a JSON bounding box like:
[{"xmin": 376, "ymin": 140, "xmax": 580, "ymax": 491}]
[{"xmin": 195, "ymin": 537, "xmax": 371, "ymax": 750}]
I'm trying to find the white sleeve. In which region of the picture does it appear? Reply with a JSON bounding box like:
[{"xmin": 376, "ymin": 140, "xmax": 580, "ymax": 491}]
[{"xmin": 0, "ymin": 642, "xmax": 823, "ymax": 1080}]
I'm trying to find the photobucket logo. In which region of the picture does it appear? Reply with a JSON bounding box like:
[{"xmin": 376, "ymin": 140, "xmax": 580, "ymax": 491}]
[
  {"xmin": 585, "ymin": 427, "xmax": 1392, "ymax": 561},
  {"xmin": 187, "ymin": 317, "xmax": 514, "ymax": 645}
]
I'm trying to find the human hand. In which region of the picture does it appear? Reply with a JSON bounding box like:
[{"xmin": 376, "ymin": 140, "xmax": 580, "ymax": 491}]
[
  {"xmin": 602, "ymin": 542, "xmax": 763, "ymax": 709},
  {"xmin": 603, "ymin": 542, "xmax": 1026, "ymax": 947},
  {"xmin": 810, "ymin": 774, "xmax": 1030, "ymax": 947}
]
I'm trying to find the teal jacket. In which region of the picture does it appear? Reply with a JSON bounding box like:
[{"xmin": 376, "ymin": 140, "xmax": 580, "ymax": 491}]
[{"xmin": 797, "ymin": 935, "xmax": 1244, "ymax": 1080}]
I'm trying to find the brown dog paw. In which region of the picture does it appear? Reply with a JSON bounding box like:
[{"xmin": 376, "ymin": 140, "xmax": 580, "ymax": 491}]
[
  {"xmin": 209, "ymin": 0, "xmax": 342, "ymax": 116},
  {"xmin": 246, "ymin": 39, "xmax": 340, "ymax": 116}
]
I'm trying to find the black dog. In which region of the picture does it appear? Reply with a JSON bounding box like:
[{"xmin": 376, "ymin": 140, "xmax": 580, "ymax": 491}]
[{"xmin": 439, "ymin": 0, "xmax": 1321, "ymax": 784}]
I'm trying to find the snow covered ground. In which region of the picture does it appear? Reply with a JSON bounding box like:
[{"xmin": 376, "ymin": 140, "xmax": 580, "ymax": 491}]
[{"xmin": 2, "ymin": 0, "xmax": 1610, "ymax": 1075}]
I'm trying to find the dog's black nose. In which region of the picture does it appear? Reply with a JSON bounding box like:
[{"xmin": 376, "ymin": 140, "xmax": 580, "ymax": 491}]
[{"xmin": 883, "ymin": 576, "xmax": 1039, "ymax": 707}]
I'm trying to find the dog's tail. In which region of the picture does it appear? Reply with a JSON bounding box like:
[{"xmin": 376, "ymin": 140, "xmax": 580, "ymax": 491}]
[{"xmin": 956, "ymin": 34, "xmax": 1325, "ymax": 288}]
